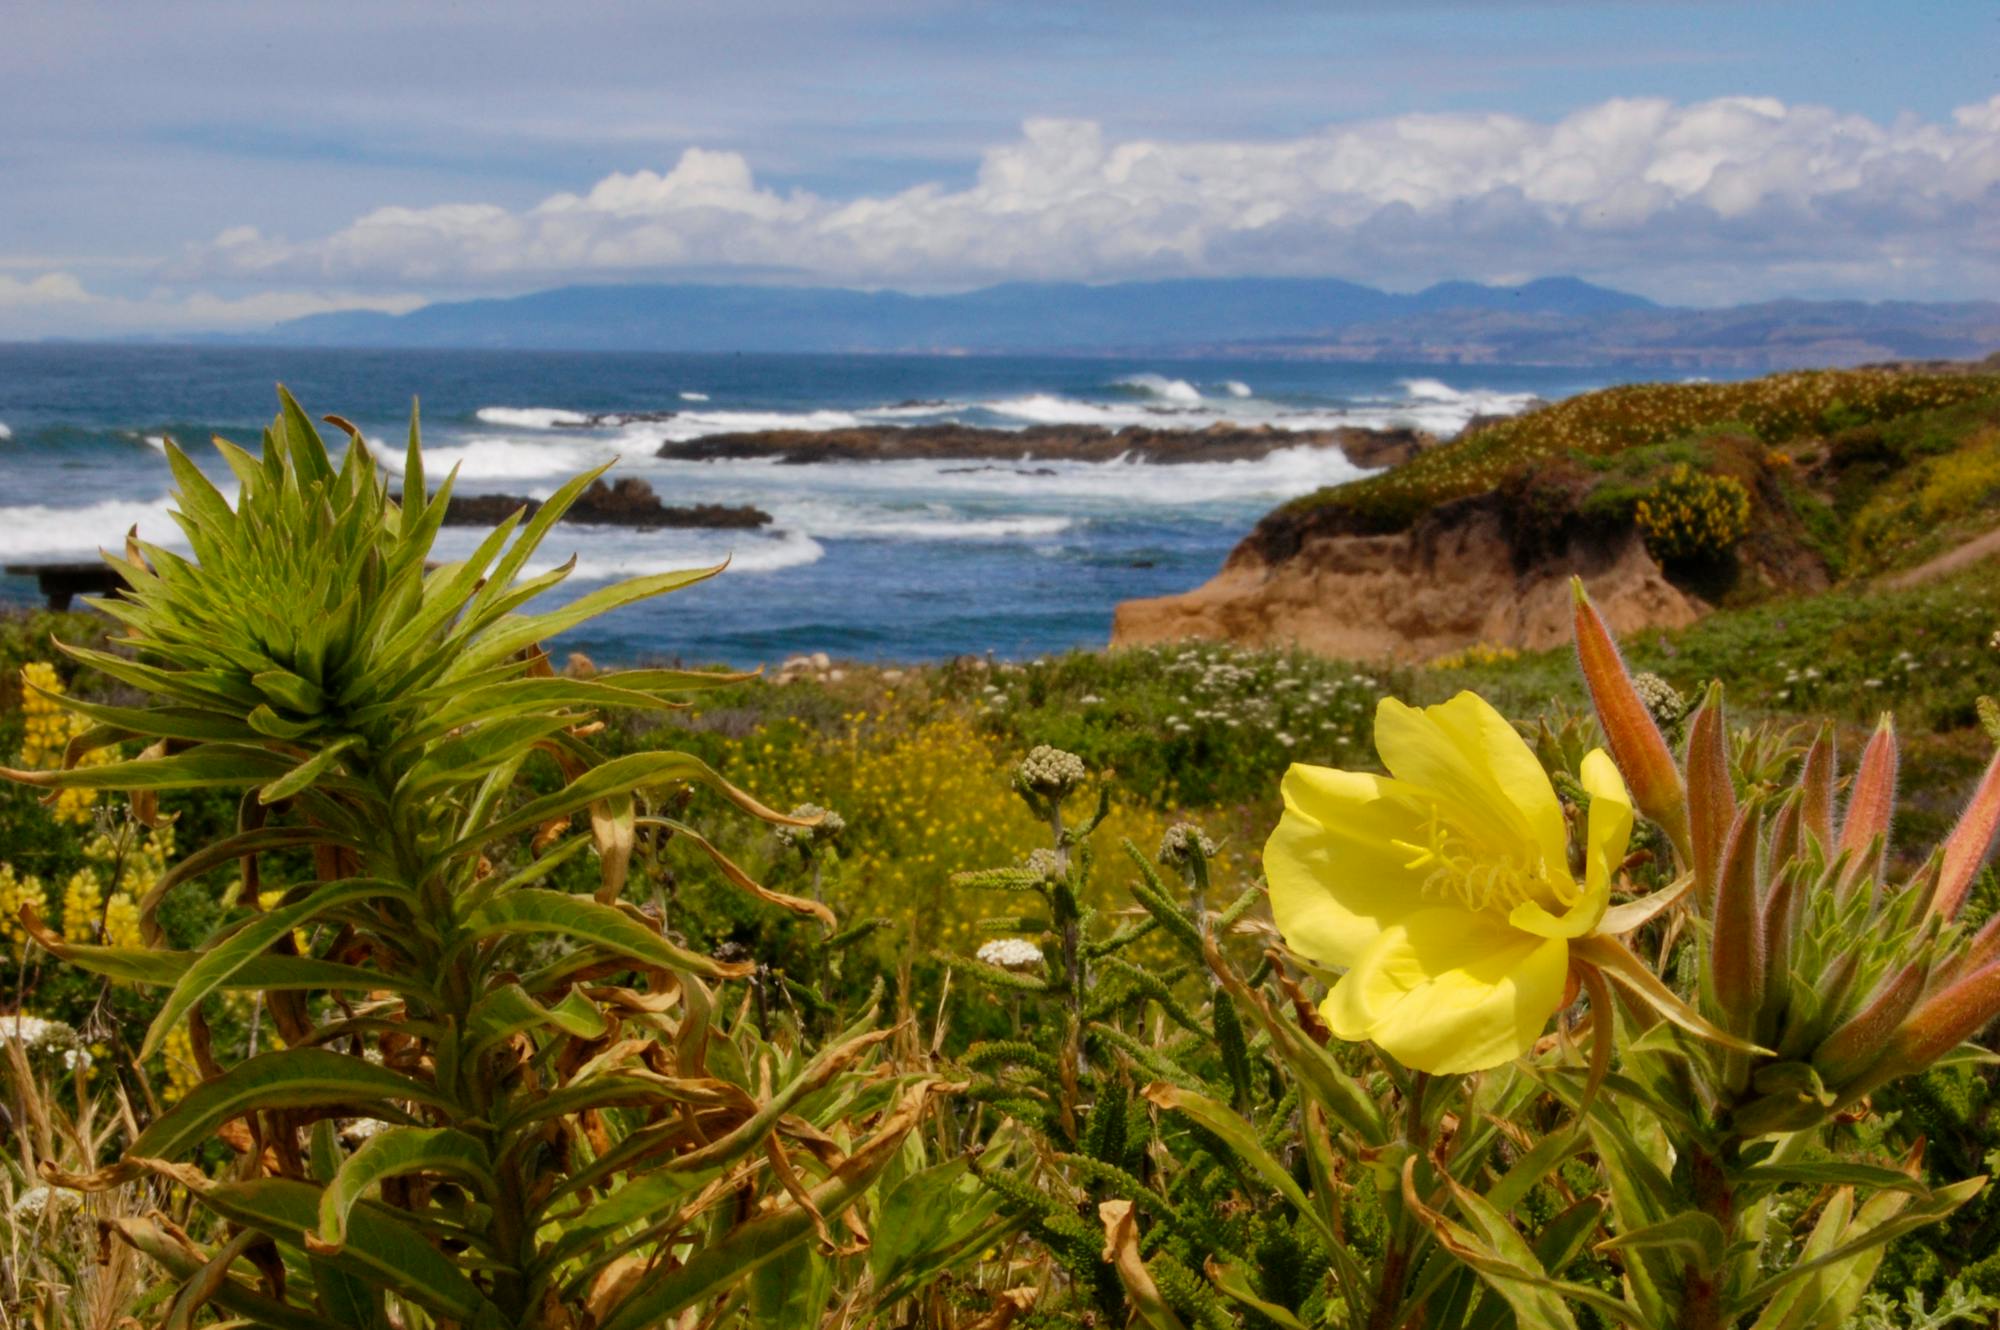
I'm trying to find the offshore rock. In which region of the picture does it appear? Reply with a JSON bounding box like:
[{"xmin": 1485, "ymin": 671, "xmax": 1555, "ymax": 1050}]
[
  {"xmin": 655, "ymin": 421, "xmax": 1433, "ymax": 468},
  {"xmin": 433, "ymin": 478, "xmax": 771, "ymax": 529},
  {"xmin": 1111, "ymin": 490, "xmax": 1701, "ymax": 661}
]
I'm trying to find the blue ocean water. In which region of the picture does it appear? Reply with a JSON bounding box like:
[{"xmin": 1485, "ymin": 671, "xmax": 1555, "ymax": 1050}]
[{"xmin": 0, "ymin": 344, "xmax": 1681, "ymax": 666}]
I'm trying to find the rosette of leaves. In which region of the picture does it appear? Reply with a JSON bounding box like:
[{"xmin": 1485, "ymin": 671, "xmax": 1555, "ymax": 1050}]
[{"xmin": 3, "ymin": 389, "xmax": 948, "ymax": 1330}]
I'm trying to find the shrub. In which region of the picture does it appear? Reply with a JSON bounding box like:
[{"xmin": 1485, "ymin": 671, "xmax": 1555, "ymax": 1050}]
[{"xmin": 1634, "ymin": 463, "xmax": 1753, "ymax": 563}]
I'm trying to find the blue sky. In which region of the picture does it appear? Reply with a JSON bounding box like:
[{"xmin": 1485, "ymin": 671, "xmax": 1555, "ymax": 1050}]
[{"xmin": 3, "ymin": 0, "xmax": 1997, "ymax": 336}]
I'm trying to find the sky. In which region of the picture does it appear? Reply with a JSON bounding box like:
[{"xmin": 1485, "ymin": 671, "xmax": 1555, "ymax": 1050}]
[{"xmin": 3, "ymin": 0, "xmax": 1998, "ymax": 338}]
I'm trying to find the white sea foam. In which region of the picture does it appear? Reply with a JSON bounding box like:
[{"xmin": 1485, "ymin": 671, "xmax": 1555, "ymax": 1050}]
[
  {"xmin": 0, "ymin": 421, "xmax": 11, "ymax": 441},
  {"xmin": 0, "ymin": 494, "xmax": 207, "ymax": 560},
  {"xmin": 1113, "ymin": 373, "xmax": 1204, "ymax": 405},
  {"xmin": 1222, "ymin": 380, "xmax": 1253, "ymax": 398},
  {"xmin": 142, "ymin": 435, "xmax": 168, "ymax": 452},
  {"xmin": 380, "ymin": 437, "xmax": 623, "ymax": 483},
  {"xmin": 475, "ymin": 406, "xmax": 592, "ymax": 429},
  {"xmin": 679, "ymin": 391, "xmax": 710, "ymax": 402},
  {"xmin": 542, "ymin": 530, "xmax": 823, "ymax": 580}
]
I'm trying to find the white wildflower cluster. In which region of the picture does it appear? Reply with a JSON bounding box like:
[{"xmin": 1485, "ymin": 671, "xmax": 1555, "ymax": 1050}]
[
  {"xmin": 975, "ymin": 937, "xmax": 1045, "ymax": 972},
  {"xmin": 1158, "ymin": 822, "xmax": 1218, "ymax": 868},
  {"xmin": 11, "ymin": 1185, "xmax": 80, "ymax": 1221},
  {"xmin": 774, "ymin": 803, "xmax": 846, "ymax": 849},
  {"xmin": 1015, "ymin": 745, "xmax": 1087, "ymax": 795},
  {"xmin": 1630, "ymin": 672, "xmax": 1687, "ymax": 728},
  {"xmin": 1154, "ymin": 644, "xmax": 1377, "ymax": 749},
  {"xmin": 0, "ymin": 1013, "xmax": 79, "ymax": 1054},
  {"xmin": 1989, "ymin": 629, "xmax": 2000, "ymax": 653}
]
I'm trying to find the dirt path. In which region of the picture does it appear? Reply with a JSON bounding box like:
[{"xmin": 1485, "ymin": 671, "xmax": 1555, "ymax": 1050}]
[{"xmin": 1881, "ymin": 524, "xmax": 2000, "ymax": 589}]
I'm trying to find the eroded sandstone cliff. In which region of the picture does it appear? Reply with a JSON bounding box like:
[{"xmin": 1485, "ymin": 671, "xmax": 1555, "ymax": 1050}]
[{"xmin": 1111, "ymin": 491, "xmax": 1701, "ymax": 661}]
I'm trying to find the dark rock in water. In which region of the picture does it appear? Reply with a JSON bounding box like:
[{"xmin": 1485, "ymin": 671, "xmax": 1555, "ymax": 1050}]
[
  {"xmin": 585, "ymin": 409, "xmax": 679, "ymax": 426},
  {"xmin": 429, "ymin": 477, "xmax": 771, "ymax": 529},
  {"xmin": 939, "ymin": 464, "xmax": 1060, "ymax": 477},
  {"xmin": 655, "ymin": 421, "xmax": 1433, "ymax": 468}
]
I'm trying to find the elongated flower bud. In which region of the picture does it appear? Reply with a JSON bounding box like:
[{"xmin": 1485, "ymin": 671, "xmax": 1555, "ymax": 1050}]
[
  {"xmin": 1813, "ymin": 956, "xmax": 1930, "ymax": 1089},
  {"xmin": 1838, "ymin": 715, "xmax": 1899, "ymax": 892},
  {"xmin": 1799, "ymin": 724, "xmax": 1836, "ymax": 852},
  {"xmin": 1711, "ymin": 799, "xmax": 1766, "ymax": 1036},
  {"xmin": 1684, "ymin": 683, "xmax": 1734, "ymax": 919},
  {"xmin": 1573, "ymin": 580, "xmax": 1689, "ymax": 861},
  {"xmin": 1757, "ymin": 850, "xmax": 1805, "ymax": 1044},
  {"xmin": 1934, "ymin": 747, "xmax": 2000, "ymax": 920},
  {"xmin": 1875, "ymin": 958, "xmax": 2000, "ymax": 1087},
  {"xmin": 1765, "ymin": 789, "xmax": 1803, "ymax": 885}
]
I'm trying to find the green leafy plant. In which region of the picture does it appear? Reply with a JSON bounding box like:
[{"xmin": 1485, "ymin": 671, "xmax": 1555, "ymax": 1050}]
[{"xmin": 3, "ymin": 390, "xmax": 949, "ymax": 1329}]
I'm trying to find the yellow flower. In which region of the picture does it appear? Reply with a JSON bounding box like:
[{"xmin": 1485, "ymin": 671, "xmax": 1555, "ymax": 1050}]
[{"xmin": 1266, "ymin": 691, "xmax": 1632, "ymax": 1074}]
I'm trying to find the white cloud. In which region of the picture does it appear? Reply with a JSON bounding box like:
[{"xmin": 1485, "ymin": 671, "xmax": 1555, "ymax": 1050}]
[
  {"xmin": 0, "ymin": 272, "xmax": 93, "ymax": 306},
  {"xmin": 0, "ymin": 275, "xmax": 425, "ymax": 338},
  {"xmin": 173, "ymin": 93, "xmax": 2000, "ymax": 302}
]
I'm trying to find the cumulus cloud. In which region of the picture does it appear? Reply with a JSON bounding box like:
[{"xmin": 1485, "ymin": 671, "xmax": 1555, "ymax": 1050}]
[
  {"xmin": 0, "ymin": 272, "xmax": 94, "ymax": 306},
  {"xmin": 178, "ymin": 93, "xmax": 2000, "ymax": 301}
]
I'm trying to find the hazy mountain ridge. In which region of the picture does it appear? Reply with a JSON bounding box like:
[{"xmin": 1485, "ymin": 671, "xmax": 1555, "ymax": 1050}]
[{"xmin": 261, "ymin": 277, "xmax": 1999, "ymax": 368}]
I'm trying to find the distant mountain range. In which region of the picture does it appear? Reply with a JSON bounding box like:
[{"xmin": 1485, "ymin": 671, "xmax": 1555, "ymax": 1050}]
[{"xmin": 260, "ymin": 276, "xmax": 2000, "ymax": 369}]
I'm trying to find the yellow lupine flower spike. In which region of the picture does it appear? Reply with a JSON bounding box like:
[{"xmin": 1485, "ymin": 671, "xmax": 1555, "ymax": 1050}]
[{"xmin": 1266, "ymin": 691, "xmax": 1632, "ymax": 1075}]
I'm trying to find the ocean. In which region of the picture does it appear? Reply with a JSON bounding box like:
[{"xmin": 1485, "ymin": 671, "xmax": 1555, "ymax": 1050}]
[{"xmin": 0, "ymin": 344, "xmax": 1678, "ymax": 667}]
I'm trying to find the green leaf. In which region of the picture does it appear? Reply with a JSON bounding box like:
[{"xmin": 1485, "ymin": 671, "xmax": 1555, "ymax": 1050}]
[
  {"xmin": 130, "ymin": 1048, "xmax": 453, "ymax": 1162},
  {"xmin": 3, "ymin": 743, "xmax": 294, "ymax": 792},
  {"xmin": 253, "ymin": 667, "xmax": 327, "ymax": 715},
  {"xmin": 455, "ymin": 564, "xmax": 725, "ymax": 678},
  {"xmin": 25, "ymin": 932, "xmax": 423, "ymax": 996},
  {"xmin": 467, "ymin": 982, "xmax": 609, "ymax": 1054},
  {"xmin": 1597, "ymin": 1211, "xmax": 1729, "ymax": 1275},
  {"xmin": 462, "ymin": 888, "xmax": 747, "ymax": 981},
  {"xmin": 192, "ymin": 1175, "xmax": 490, "ymax": 1322},
  {"xmin": 1738, "ymin": 1160, "xmax": 1933, "ymax": 1194},
  {"xmin": 142, "ymin": 876, "xmax": 406, "ymax": 1059},
  {"xmin": 316, "ymin": 1128, "xmax": 491, "ymax": 1252},
  {"xmin": 1206, "ymin": 1258, "xmax": 1310, "ymax": 1329},
  {"xmin": 259, "ymin": 735, "xmax": 362, "ymax": 805},
  {"xmin": 102, "ymin": 1217, "xmax": 346, "ymax": 1330},
  {"xmin": 447, "ymin": 750, "xmax": 786, "ymax": 859}
]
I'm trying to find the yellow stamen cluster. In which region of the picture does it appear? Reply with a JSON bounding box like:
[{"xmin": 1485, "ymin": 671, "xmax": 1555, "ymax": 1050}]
[{"xmin": 1393, "ymin": 809, "xmax": 1556, "ymax": 914}]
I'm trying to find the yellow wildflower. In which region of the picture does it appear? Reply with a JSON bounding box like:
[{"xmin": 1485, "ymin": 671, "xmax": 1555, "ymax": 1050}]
[{"xmin": 1266, "ymin": 691, "xmax": 1632, "ymax": 1074}]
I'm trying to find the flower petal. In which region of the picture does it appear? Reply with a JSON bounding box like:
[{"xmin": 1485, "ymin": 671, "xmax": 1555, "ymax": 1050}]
[
  {"xmin": 1425, "ymin": 691, "xmax": 1570, "ymax": 875},
  {"xmin": 1373, "ymin": 695, "xmax": 1565, "ymax": 881},
  {"xmin": 1580, "ymin": 748, "xmax": 1634, "ymax": 904},
  {"xmin": 1321, "ymin": 907, "xmax": 1570, "ymax": 1074},
  {"xmin": 1266, "ymin": 764, "xmax": 1432, "ymax": 969}
]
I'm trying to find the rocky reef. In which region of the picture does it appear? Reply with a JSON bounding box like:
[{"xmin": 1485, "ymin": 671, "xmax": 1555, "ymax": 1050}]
[
  {"xmin": 655, "ymin": 421, "xmax": 1433, "ymax": 468},
  {"xmin": 433, "ymin": 477, "xmax": 771, "ymax": 529}
]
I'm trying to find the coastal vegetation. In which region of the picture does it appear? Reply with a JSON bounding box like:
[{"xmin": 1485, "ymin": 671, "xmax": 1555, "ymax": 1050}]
[{"xmin": 2, "ymin": 379, "xmax": 1999, "ymax": 1327}]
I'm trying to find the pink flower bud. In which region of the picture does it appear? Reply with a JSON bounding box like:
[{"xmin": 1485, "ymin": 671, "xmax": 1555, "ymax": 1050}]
[
  {"xmin": 1711, "ymin": 800, "xmax": 1766, "ymax": 1037},
  {"xmin": 1879, "ymin": 957, "xmax": 2000, "ymax": 1084},
  {"xmin": 1573, "ymin": 579, "xmax": 1689, "ymax": 861},
  {"xmin": 1799, "ymin": 724, "xmax": 1836, "ymax": 852},
  {"xmin": 1935, "ymin": 747, "xmax": 2000, "ymax": 921},
  {"xmin": 1813, "ymin": 956, "xmax": 1929, "ymax": 1089},
  {"xmin": 1684, "ymin": 683, "xmax": 1734, "ymax": 919},
  {"xmin": 1838, "ymin": 715, "xmax": 1899, "ymax": 892}
]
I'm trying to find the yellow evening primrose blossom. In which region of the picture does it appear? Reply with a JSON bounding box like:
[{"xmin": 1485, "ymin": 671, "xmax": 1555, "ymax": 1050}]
[{"xmin": 1266, "ymin": 691, "xmax": 1633, "ymax": 1075}]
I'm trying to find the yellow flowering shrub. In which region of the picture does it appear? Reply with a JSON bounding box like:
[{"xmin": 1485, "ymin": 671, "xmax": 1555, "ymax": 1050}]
[
  {"xmin": 1849, "ymin": 425, "xmax": 2000, "ymax": 570},
  {"xmin": 1426, "ymin": 642, "xmax": 1521, "ymax": 670},
  {"xmin": 1635, "ymin": 464, "xmax": 1752, "ymax": 563},
  {"xmin": 15, "ymin": 661, "xmax": 113, "ymax": 825},
  {"xmin": 707, "ymin": 705, "xmax": 1253, "ymax": 950},
  {"xmin": 0, "ymin": 862, "xmax": 49, "ymax": 957},
  {"xmin": 59, "ymin": 866, "xmax": 104, "ymax": 944},
  {"xmin": 158, "ymin": 1022, "xmax": 202, "ymax": 1104}
]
